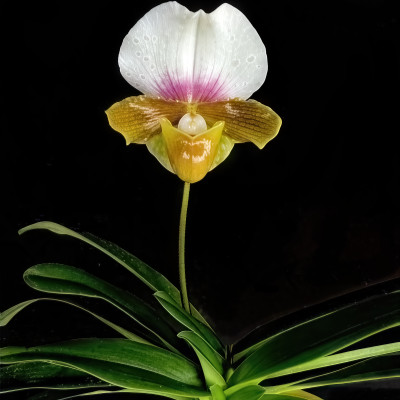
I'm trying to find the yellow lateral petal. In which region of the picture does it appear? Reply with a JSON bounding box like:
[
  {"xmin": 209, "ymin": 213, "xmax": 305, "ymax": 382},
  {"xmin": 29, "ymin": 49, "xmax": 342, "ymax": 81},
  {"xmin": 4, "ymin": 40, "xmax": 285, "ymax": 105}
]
[
  {"xmin": 160, "ymin": 118, "xmax": 225, "ymax": 183},
  {"xmin": 105, "ymin": 95, "xmax": 187, "ymax": 144},
  {"xmin": 197, "ymin": 99, "xmax": 282, "ymax": 149}
]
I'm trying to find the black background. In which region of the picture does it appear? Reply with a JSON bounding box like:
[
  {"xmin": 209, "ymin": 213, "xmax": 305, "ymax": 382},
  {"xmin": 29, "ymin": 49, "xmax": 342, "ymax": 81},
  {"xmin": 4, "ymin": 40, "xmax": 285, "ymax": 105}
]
[{"xmin": 1, "ymin": 0, "xmax": 400, "ymax": 399}]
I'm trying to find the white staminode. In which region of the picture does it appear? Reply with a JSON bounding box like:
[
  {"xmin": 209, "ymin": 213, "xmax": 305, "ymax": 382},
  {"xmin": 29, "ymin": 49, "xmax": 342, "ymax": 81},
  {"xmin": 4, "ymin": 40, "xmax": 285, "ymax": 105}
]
[{"xmin": 178, "ymin": 113, "xmax": 207, "ymax": 135}]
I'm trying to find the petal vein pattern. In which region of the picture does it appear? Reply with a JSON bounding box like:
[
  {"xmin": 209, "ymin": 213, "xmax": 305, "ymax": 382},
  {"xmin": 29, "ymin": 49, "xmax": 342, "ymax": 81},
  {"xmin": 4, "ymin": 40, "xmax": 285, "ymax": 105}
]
[
  {"xmin": 118, "ymin": 1, "xmax": 268, "ymax": 102},
  {"xmin": 198, "ymin": 99, "xmax": 282, "ymax": 149},
  {"xmin": 106, "ymin": 96, "xmax": 187, "ymax": 144}
]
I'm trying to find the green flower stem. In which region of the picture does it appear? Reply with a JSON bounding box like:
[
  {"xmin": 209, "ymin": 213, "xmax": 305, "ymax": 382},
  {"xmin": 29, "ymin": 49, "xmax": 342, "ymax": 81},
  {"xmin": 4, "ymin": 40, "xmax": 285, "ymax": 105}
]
[{"xmin": 179, "ymin": 181, "xmax": 191, "ymax": 314}]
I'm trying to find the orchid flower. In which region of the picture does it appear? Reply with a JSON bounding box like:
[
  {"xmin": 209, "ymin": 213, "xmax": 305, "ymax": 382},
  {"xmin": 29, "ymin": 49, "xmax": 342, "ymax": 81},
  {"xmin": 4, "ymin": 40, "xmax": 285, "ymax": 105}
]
[{"xmin": 106, "ymin": 1, "xmax": 282, "ymax": 183}]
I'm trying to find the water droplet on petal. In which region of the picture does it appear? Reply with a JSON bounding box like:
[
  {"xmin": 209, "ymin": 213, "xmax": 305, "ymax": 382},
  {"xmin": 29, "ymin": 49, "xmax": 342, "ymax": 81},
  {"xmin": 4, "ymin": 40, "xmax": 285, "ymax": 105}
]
[{"xmin": 231, "ymin": 59, "xmax": 240, "ymax": 67}]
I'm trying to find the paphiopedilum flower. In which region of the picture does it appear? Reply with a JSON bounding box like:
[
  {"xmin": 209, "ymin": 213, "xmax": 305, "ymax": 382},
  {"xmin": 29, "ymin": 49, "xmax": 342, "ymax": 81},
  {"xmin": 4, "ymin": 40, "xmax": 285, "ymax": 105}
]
[{"xmin": 106, "ymin": 1, "xmax": 282, "ymax": 183}]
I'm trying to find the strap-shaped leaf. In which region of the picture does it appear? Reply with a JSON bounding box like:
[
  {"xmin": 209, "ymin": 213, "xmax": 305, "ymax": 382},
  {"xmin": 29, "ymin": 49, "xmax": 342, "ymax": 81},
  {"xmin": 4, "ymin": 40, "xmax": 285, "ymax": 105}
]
[
  {"xmin": 23, "ymin": 263, "xmax": 179, "ymax": 352},
  {"xmin": 19, "ymin": 221, "xmax": 210, "ymax": 327},
  {"xmin": 23, "ymin": 388, "xmax": 192, "ymax": 400},
  {"xmin": 273, "ymin": 390, "xmax": 323, "ymax": 400},
  {"xmin": 0, "ymin": 338, "xmax": 208, "ymax": 398},
  {"xmin": 178, "ymin": 331, "xmax": 226, "ymax": 387},
  {"xmin": 257, "ymin": 390, "xmax": 323, "ymax": 400},
  {"xmin": 264, "ymin": 342, "xmax": 400, "ymax": 380},
  {"xmin": 155, "ymin": 291, "xmax": 224, "ymax": 356},
  {"xmin": 260, "ymin": 394, "xmax": 322, "ymax": 400},
  {"xmin": 233, "ymin": 281, "xmax": 400, "ymax": 363},
  {"xmin": 0, "ymin": 298, "xmax": 153, "ymax": 345},
  {"xmin": 27, "ymin": 389, "xmax": 129, "ymax": 400},
  {"xmin": 210, "ymin": 384, "xmax": 225, "ymax": 400},
  {"xmin": 289, "ymin": 355, "xmax": 400, "ymax": 390},
  {"xmin": 226, "ymin": 385, "xmax": 265, "ymax": 400},
  {"xmin": 228, "ymin": 290, "xmax": 400, "ymax": 387},
  {"xmin": 0, "ymin": 362, "xmax": 111, "ymax": 393}
]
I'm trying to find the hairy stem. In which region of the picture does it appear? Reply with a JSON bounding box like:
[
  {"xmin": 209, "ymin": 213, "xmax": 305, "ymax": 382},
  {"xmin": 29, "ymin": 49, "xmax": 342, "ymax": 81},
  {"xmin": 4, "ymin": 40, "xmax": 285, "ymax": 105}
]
[{"xmin": 179, "ymin": 181, "xmax": 191, "ymax": 313}]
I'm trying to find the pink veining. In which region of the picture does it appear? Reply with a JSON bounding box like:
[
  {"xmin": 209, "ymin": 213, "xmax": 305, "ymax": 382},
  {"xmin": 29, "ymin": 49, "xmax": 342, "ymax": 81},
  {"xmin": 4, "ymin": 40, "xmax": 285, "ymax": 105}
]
[{"xmin": 157, "ymin": 75, "xmax": 227, "ymax": 103}]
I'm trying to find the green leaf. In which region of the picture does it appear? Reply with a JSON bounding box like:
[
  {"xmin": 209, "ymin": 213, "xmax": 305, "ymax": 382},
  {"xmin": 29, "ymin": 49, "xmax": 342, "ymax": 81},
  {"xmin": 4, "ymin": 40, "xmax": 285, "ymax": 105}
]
[
  {"xmin": 228, "ymin": 290, "xmax": 400, "ymax": 388},
  {"xmin": 0, "ymin": 300, "xmax": 36, "ymax": 326},
  {"xmin": 260, "ymin": 395, "xmax": 323, "ymax": 400},
  {"xmin": 26, "ymin": 389, "xmax": 127, "ymax": 400},
  {"xmin": 275, "ymin": 390, "xmax": 323, "ymax": 400},
  {"xmin": 233, "ymin": 339, "xmax": 272, "ymax": 364},
  {"xmin": 267, "ymin": 342, "xmax": 400, "ymax": 379},
  {"xmin": 0, "ymin": 338, "xmax": 208, "ymax": 398},
  {"xmin": 178, "ymin": 331, "xmax": 226, "ymax": 387},
  {"xmin": 225, "ymin": 385, "xmax": 265, "ymax": 400},
  {"xmin": 288, "ymin": 355, "xmax": 400, "ymax": 391},
  {"xmin": 68, "ymin": 389, "xmax": 193, "ymax": 400},
  {"xmin": 0, "ymin": 361, "xmax": 110, "ymax": 393},
  {"xmin": 19, "ymin": 222, "xmax": 179, "ymax": 302},
  {"xmin": 27, "ymin": 389, "xmax": 195, "ymax": 400},
  {"xmin": 0, "ymin": 298, "xmax": 153, "ymax": 345},
  {"xmin": 19, "ymin": 221, "xmax": 210, "ymax": 328},
  {"xmin": 155, "ymin": 291, "xmax": 224, "ymax": 356},
  {"xmin": 23, "ymin": 263, "xmax": 179, "ymax": 352},
  {"xmin": 210, "ymin": 384, "xmax": 225, "ymax": 400},
  {"xmin": 178, "ymin": 331, "xmax": 225, "ymax": 374}
]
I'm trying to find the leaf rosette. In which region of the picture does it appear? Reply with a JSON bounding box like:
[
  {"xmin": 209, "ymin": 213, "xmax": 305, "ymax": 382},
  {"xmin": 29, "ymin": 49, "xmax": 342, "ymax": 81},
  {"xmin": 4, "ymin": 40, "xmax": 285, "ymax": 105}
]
[{"xmin": 1, "ymin": 221, "xmax": 399, "ymax": 400}]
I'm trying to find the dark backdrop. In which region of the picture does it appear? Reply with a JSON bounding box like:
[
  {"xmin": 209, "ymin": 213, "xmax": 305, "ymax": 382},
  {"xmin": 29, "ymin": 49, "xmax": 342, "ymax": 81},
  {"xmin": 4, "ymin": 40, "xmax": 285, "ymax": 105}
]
[{"xmin": 1, "ymin": 1, "xmax": 400, "ymax": 399}]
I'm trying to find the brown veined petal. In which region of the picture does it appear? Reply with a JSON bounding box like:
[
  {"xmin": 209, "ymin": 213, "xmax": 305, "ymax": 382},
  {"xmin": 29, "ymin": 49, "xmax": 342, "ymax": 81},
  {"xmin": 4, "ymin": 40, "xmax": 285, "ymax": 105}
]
[
  {"xmin": 105, "ymin": 95, "xmax": 187, "ymax": 144},
  {"xmin": 197, "ymin": 98, "xmax": 282, "ymax": 149}
]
